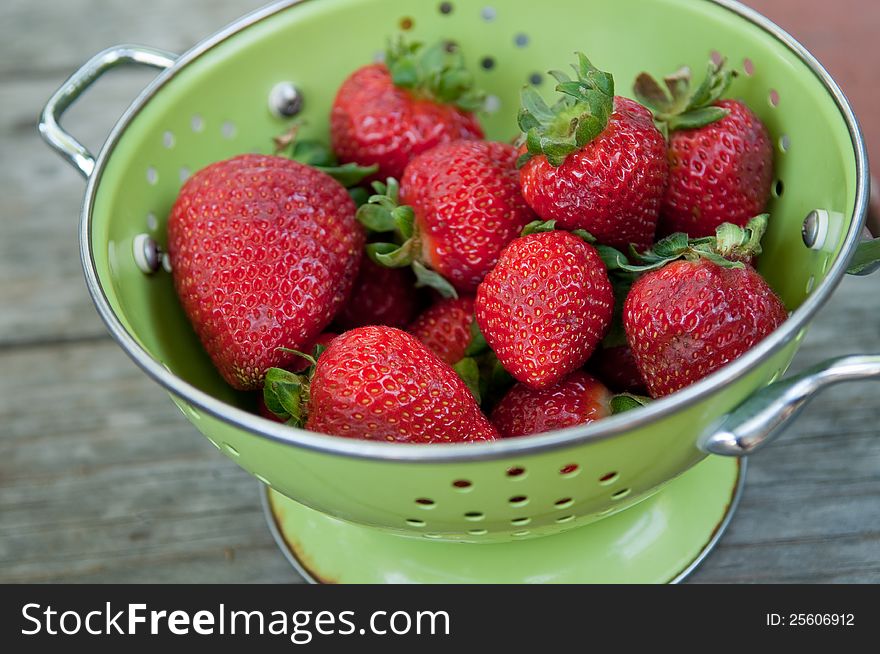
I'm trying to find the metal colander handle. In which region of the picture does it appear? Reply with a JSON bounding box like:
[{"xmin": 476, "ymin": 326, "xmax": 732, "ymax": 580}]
[
  {"xmin": 701, "ymin": 354, "xmax": 880, "ymax": 456},
  {"xmin": 38, "ymin": 45, "xmax": 177, "ymax": 178}
]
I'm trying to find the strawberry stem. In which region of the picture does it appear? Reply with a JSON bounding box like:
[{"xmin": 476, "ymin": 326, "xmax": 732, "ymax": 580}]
[
  {"xmin": 517, "ymin": 53, "xmax": 615, "ymax": 168},
  {"xmin": 634, "ymin": 57, "xmax": 736, "ymax": 139},
  {"xmin": 262, "ymin": 343, "xmax": 329, "ymax": 426},
  {"xmin": 385, "ymin": 37, "xmax": 486, "ymax": 112},
  {"xmin": 357, "ymin": 179, "xmax": 459, "ymax": 299},
  {"xmin": 274, "ymin": 128, "xmax": 378, "ymax": 186}
]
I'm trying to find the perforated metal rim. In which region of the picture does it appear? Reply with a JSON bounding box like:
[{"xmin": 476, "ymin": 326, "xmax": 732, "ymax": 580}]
[
  {"xmin": 260, "ymin": 458, "xmax": 748, "ymax": 583},
  {"xmin": 79, "ymin": 0, "xmax": 870, "ymax": 463}
]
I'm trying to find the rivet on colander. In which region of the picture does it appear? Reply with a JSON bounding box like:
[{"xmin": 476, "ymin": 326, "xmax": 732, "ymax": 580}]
[
  {"xmin": 268, "ymin": 82, "xmax": 304, "ymax": 118},
  {"xmin": 133, "ymin": 233, "xmax": 166, "ymax": 275},
  {"xmin": 802, "ymin": 209, "xmax": 829, "ymax": 250}
]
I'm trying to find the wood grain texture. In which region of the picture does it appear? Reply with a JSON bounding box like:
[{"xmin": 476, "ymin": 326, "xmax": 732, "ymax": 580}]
[{"xmin": 0, "ymin": 0, "xmax": 877, "ymax": 584}]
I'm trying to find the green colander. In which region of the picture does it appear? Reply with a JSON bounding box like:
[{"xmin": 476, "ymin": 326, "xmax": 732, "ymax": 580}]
[{"xmin": 40, "ymin": 0, "xmax": 875, "ymax": 583}]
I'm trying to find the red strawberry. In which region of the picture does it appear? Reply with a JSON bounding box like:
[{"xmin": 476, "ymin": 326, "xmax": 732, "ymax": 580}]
[
  {"xmin": 331, "ymin": 40, "xmax": 484, "ymax": 181},
  {"xmin": 588, "ymin": 345, "xmax": 647, "ymax": 395},
  {"xmin": 621, "ymin": 218, "xmax": 787, "ymax": 397},
  {"xmin": 264, "ymin": 326, "xmax": 497, "ymax": 443},
  {"xmin": 475, "ymin": 226, "xmax": 615, "ymax": 389},
  {"xmin": 335, "ymin": 256, "xmax": 420, "ymax": 330},
  {"xmin": 359, "ymin": 140, "xmax": 536, "ymax": 296},
  {"xmin": 517, "ymin": 54, "xmax": 668, "ymax": 251},
  {"xmin": 168, "ymin": 155, "xmax": 363, "ymax": 390},
  {"xmin": 634, "ymin": 59, "xmax": 773, "ymax": 237},
  {"xmin": 491, "ymin": 371, "xmax": 611, "ymax": 438},
  {"xmin": 408, "ymin": 296, "xmax": 475, "ymax": 365}
]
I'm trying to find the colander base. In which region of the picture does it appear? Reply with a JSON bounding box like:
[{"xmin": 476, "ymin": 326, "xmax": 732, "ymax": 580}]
[{"xmin": 262, "ymin": 456, "xmax": 743, "ymax": 584}]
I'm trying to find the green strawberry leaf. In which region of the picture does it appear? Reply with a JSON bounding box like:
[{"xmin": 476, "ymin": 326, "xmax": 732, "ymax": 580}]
[
  {"xmin": 453, "ymin": 357, "xmax": 482, "ymax": 403},
  {"xmin": 348, "ymin": 187, "xmax": 370, "ymax": 207},
  {"xmin": 635, "ymin": 56, "xmax": 735, "ymax": 138},
  {"xmin": 386, "ymin": 37, "xmax": 486, "ymax": 112},
  {"xmin": 464, "ymin": 320, "xmax": 490, "ymax": 357},
  {"xmin": 412, "ymin": 260, "xmax": 458, "ymax": 299},
  {"xmin": 367, "ymin": 241, "xmax": 416, "ymax": 268},
  {"xmin": 521, "ymin": 219, "xmax": 558, "ymax": 236},
  {"xmin": 357, "ymin": 203, "xmax": 396, "ymax": 233},
  {"xmin": 290, "ymin": 138, "xmax": 338, "ymax": 167},
  {"xmin": 316, "ymin": 162, "xmax": 378, "ymax": 187},
  {"xmin": 610, "ymin": 393, "xmax": 651, "ymax": 415},
  {"xmin": 263, "ymin": 367, "xmax": 307, "ymax": 427},
  {"xmin": 666, "ymin": 106, "xmax": 730, "ymax": 132},
  {"xmin": 517, "ymin": 52, "xmax": 614, "ymax": 167}
]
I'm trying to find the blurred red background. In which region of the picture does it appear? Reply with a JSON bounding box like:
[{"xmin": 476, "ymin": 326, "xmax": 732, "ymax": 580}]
[{"xmin": 746, "ymin": 0, "xmax": 878, "ymax": 177}]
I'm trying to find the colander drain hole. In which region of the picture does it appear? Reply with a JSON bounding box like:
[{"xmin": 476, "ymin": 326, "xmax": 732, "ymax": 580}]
[
  {"xmin": 146, "ymin": 167, "xmax": 158, "ymax": 185},
  {"xmin": 464, "ymin": 511, "xmax": 485, "ymax": 521},
  {"xmin": 779, "ymin": 134, "xmax": 791, "ymax": 153},
  {"xmin": 467, "ymin": 528, "xmax": 487, "ymax": 536},
  {"xmin": 743, "ymin": 58, "xmax": 755, "ymax": 76},
  {"xmin": 191, "ymin": 114, "xmax": 205, "ymax": 132},
  {"xmin": 773, "ymin": 180, "xmax": 784, "ymax": 198},
  {"xmin": 559, "ymin": 463, "xmax": 579, "ymax": 477},
  {"xmin": 162, "ymin": 131, "xmax": 175, "ymax": 149},
  {"xmin": 414, "ymin": 498, "xmax": 435, "ymax": 508},
  {"xmin": 768, "ymin": 89, "xmax": 780, "ymax": 107},
  {"xmin": 508, "ymin": 495, "xmax": 528, "ymax": 507},
  {"xmin": 556, "ymin": 514, "xmax": 575, "ymax": 523},
  {"xmin": 452, "ymin": 479, "xmax": 472, "ymax": 490},
  {"xmin": 598, "ymin": 471, "xmax": 619, "ymax": 485},
  {"xmin": 406, "ymin": 518, "xmax": 426, "ymax": 527},
  {"xmin": 611, "ymin": 488, "xmax": 632, "ymax": 501},
  {"xmin": 439, "ymin": 2, "xmax": 453, "ymax": 15},
  {"xmin": 554, "ymin": 497, "xmax": 574, "ymax": 509},
  {"xmin": 511, "ymin": 517, "xmax": 531, "ymax": 526},
  {"xmin": 506, "ymin": 466, "xmax": 526, "ymax": 478}
]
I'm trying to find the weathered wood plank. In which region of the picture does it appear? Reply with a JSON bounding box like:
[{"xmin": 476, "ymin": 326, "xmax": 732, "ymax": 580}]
[{"xmin": 0, "ymin": 275, "xmax": 877, "ymax": 583}]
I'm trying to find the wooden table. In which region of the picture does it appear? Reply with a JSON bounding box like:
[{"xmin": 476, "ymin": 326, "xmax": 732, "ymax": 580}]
[{"xmin": 1, "ymin": 0, "xmax": 878, "ymax": 583}]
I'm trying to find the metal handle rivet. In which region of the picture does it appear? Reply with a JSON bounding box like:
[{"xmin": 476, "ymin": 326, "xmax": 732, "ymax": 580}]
[
  {"xmin": 268, "ymin": 82, "xmax": 304, "ymax": 118},
  {"xmin": 133, "ymin": 233, "xmax": 165, "ymax": 274},
  {"xmin": 801, "ymin": 209, "xmax": 829, "ymax": 250}
]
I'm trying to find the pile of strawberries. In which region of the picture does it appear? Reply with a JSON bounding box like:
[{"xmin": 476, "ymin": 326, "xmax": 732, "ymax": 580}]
[{"xmin": 167, "ymin": 39, "xmax": 786, "ymax": 444}]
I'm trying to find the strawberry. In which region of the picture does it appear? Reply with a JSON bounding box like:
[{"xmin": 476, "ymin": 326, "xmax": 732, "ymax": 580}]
[
  {"xmin": 167, "ymin": 155, "xmax": 363, "ymax": 390},
  {"xmin": 588, "ymin": 345, "xmax": 647, "ymax": 395},
  {"xmin": 408, "ymin": 296, "xmax": 475, "ymax": 365},
  {"xmin": 335, "ymin": 256, "xmax": 420, "ymax": 330},
  {"xmin": 330, "ymin": 39, "xmax": 484, "ymax": 181},
  {"xmin": 475, "ymin": 223, "xmax": 615, "ymax": 390},
  {"xmin": 263, "ymin": 326, "xmax": 497, "ymax": 443},
  {"xmin": 620, "ymin": 216, "xmax": 787, "ymax": 397},
  {"xmin": 634, "ymin": 58, "xmax": 773, "ymax": 237},
  {"xmin": 358, "ymin": 140, "xmax": 536, "ymax": 296},
  {"xmin": 517, "ymin": 54, "xmax": 668, "ymax": 251},
  {"xmin": 491, "ymin": 371, "xmax": 612, "ymax": 438}
]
